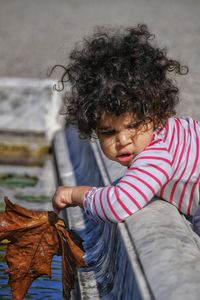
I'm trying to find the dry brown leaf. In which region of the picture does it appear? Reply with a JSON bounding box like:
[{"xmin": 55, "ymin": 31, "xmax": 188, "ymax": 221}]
[{"xmin": 0, "ymin": 197, "xmax": 86, "ymax": 300}]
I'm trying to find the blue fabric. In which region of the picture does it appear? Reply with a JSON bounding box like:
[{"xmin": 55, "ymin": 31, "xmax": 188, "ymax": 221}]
[
  {"xmin": 193, "ymin": 206, "xmax": 200, "ymax": 235},
  {"xmin": 195, "ymin": 126, "xmax": 200, "ymax": 229}
]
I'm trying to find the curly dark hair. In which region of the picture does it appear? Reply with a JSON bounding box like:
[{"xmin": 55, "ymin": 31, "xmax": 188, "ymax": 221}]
[{"xmin": 51, "ymin": 24, "xmax": 188, "ymax": 139}]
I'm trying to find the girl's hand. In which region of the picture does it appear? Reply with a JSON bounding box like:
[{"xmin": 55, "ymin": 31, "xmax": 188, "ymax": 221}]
[
  {"xmin": 52, "ymin": 186, "xmax": 74, "ymax": 214},
  {"xmin": 52, "ymin": 185, "xmax": 91, "ymax": 214}
]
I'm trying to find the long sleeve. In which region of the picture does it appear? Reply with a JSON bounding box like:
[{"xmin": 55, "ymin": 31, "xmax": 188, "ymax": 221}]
[{"xmin": 83, "ymin": 140, "xmax": 173, "ymax": 223}]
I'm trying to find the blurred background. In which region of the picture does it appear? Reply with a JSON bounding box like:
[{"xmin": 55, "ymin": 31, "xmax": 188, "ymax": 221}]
[{"xmin": 0, "ymin": 0, "xmax": 199, "ymax": 118}]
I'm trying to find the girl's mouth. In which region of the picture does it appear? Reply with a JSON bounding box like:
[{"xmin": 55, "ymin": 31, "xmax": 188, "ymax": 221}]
[{"xmin": 116, "ymin": 153, "xmax": 134, "ymax": 163}]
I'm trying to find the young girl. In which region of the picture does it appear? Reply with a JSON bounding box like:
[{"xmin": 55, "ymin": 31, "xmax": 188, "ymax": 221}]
[{"xmin": 52, "ymin": 24, "xmax": 200, "ymax": 224}]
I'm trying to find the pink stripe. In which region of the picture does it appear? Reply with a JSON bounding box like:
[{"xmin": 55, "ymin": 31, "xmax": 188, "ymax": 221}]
[
  {"xmin": 125, "ymin": 174, "xmax": 156, "ymax": 194},
  {"xmin": 134, "ymin": 156, "xmax": 171, "ymax": 166},
  {"xmin": 167, "ymin": 125, "xmax": 175, "ymax": 152},
  {"xmin": 120, "ymin": 180, "xmax": 148, "ymax": 203},
  {"xmin": 114, "ymin": 188, "xmax": 133, "ymax": 215},
  {"xmin": 169, "ymin": 127, "xmax": 191, "ymax": 202},
  {"xmin": 118, "ymin": 185, "xmax": 142, "ymax": 209},
  {"xmin": 178, "ymin": 122, "xmax": 199, "ymax": 210},
  {"xmin": 99, "ymin": 188, "xmax": 110, "ymax": 222},
  {"xmin": 171, "ymin": 119, "xmax": 180, "ymax": 164},
  {"xmin": 156, "ymin": 125, "xmax": 165, "ymax": 136},
  {"xmin": 106, "ymin": 187, "xmax": 122, "ymax": 222},
  {"xmin": 187, "ymin": 175, "xmax": 200, "ymax": 215},
  {"xmin": 186, "ymin": 122, "xmax": 200, "ymax": 214},
  {"xmin": 129, "ymin": 167, "xmax": 163, "ymax": 187},
  {"xmin": 160, "ymin": 129, "xmax": 186, "ymax": 198},
  {"xmin": 148, "ymin": 164, "xmax": 170, "ymax": 181},
  {"xmin": 176, "ymin": 118, "xmax": 182, "ymax": 125},
  {"xmin": 169, "ymin": 128, "xmax": 191, "ymax": 204},
  {"xmin": 144, "ymin": 147, "xmax": 168, "ymax": 151},
  {"xmin": 163, "ymin": 119, "xmax": 169, "ymax": 142},
  {"xmin": 93, "ymin": 193, "xmax": 105, "ymax": 221},
  {"xmin": 149, "ymin": 139, "xmax": 163, "ymax": 146},
  {"xmin": 171, "ymin": 129, "xmax": 186, "ymax": 176}
]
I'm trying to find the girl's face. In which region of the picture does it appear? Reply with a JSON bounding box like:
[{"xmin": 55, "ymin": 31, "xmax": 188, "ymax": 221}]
[{"xmin": 97, "ymin": 112, "xmax": 154, "ymax": 167}]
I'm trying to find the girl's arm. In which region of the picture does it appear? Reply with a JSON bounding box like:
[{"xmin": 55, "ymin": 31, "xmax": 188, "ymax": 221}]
[
  {"xmin": 84, "ymin": 145, "xmax": 173, "ymax": 223},
  {"xmin": 52, "ymin": 185, "xmax": 91, "ymax": 214},
  {"xmin": 52, "ymin": 147, "xmax": 172, "ymax": 220}
]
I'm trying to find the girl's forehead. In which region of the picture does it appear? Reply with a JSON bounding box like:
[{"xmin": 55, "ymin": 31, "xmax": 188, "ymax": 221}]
[{"xmin": 98, "ymin": 112, "xmax": 135, "ymax": 128}]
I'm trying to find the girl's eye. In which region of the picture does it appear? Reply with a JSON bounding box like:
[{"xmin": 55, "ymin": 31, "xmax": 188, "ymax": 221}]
[
  {"xmin": 128, "ymin": 121, "xmax": 142, "ymax": 129},
  {"xmin": 99, "ymin": 130, "xmax": 115, "ymax": 136}
]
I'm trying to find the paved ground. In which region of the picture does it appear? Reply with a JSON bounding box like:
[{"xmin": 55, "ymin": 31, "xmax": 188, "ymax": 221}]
[{"xmin": 0, "ymin": 0, "xmax": 199, "ymax": 119}]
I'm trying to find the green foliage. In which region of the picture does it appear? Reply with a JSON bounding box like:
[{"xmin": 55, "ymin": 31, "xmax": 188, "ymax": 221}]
[
  {"xmin": 15, "ymin": 194, "xmax": 50, "ymax": 203},
  {"xmin": 0, "ymin": 173, "xmax": 38, "ymax": 188}
]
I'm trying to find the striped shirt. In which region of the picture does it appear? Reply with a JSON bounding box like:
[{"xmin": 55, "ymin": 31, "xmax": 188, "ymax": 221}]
[{"xmin": 83, "ymin": 117, "xmax": 200, "ymax": 223}]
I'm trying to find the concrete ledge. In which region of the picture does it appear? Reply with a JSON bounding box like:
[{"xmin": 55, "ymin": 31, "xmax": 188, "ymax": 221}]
[
  {"xmin": 53, "ymin": 129, "xmax": 100, "ymax": 299},
  {"xmin": 126, "ymin": 200, "xmax": 200, "ymax": 300}
]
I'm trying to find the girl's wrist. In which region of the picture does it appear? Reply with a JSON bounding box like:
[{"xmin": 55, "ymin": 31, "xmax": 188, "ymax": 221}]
[{"xmin": 72, "ymin": 186, "xmax": 92, "ymax": 207}]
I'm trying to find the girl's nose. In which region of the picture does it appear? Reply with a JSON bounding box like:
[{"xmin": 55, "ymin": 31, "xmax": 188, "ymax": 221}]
[{"xmin": 116, "ymin": 130, "xmax": 132, "ymax": 146}]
